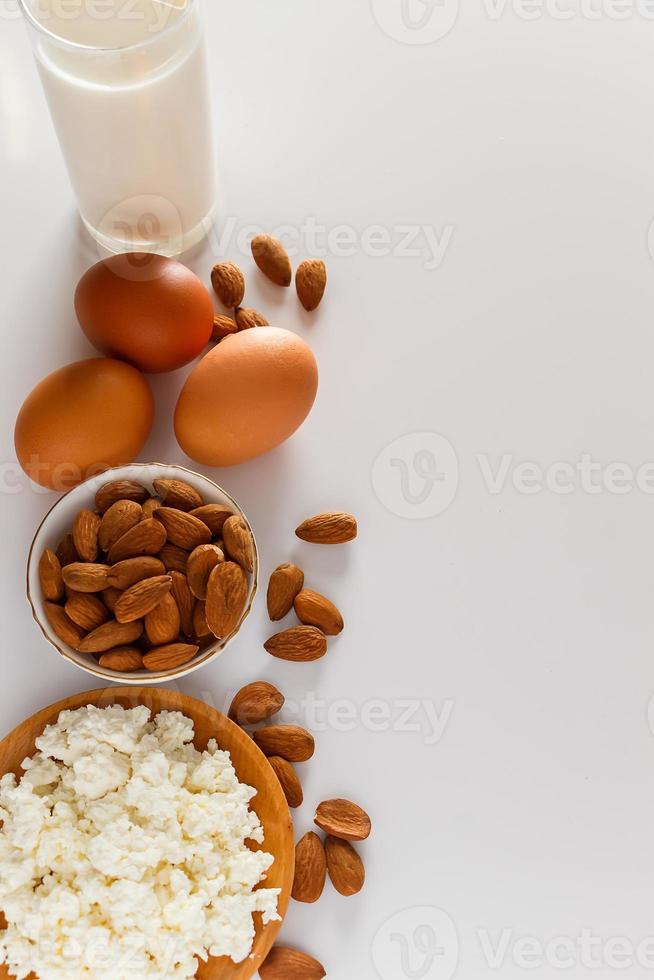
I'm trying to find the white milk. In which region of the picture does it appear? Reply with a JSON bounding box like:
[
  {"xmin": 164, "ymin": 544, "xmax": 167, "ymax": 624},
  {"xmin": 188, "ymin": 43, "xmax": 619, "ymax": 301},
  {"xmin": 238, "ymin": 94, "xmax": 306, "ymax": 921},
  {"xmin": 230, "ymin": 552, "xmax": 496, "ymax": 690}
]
[{"xmin": 25, "ymin": 0, "xmax": 216, "ymax": 254}]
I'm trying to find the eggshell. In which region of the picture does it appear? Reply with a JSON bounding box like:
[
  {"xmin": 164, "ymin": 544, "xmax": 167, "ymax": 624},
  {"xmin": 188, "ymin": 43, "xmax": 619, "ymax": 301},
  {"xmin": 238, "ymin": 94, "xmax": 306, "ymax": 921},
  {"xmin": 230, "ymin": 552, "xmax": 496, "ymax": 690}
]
[
  {"xmin": 174, "ymin": 328, "xmax": 319, "ymax": 466},
  {"xmin": 75, "ymin": 254, "xmax": 213, "ymax": 374},
  {"xmin": 15, "ymin": 358, "xmax": 154, "ymax": 490}
]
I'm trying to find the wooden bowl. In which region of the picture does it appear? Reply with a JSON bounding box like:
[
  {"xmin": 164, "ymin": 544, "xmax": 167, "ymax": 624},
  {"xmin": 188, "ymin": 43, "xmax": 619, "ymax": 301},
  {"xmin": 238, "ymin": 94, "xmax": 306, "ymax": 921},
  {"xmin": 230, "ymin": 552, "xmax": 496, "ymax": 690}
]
[{"xmin": 0, "ymin": 687, "xmax": 294, "ymax": 980}]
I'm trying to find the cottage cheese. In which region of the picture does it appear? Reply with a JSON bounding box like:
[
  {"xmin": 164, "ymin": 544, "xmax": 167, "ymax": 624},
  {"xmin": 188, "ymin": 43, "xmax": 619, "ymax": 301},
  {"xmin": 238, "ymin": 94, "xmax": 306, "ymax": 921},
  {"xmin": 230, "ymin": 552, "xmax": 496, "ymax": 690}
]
[{"xmin": 0, "ymin": 705, "xmax": 280, "ymax": 979}]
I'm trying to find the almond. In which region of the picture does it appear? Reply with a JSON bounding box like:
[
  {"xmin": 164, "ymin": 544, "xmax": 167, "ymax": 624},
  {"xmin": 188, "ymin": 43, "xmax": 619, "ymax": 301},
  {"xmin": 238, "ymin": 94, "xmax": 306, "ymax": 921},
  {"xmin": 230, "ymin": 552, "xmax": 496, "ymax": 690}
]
[
  {"xmin": 235, "ymin": 307, "xmax": 269, "ymax": 330},
  {"xmin": 267, "ymin": 563, "xmax": 304, "ymax": 621},
  {"xmin": 159, "ymin": 543, "xmax": 190, "ymax": 573},
  {"xmin": 154, "ymin": 507, "xmax": 212, "ymax": 550},
  {"xmin": 39, "ymin": 549, "xmax": 64, "ymax": 601},
  {"xmin": 268, "ymin": 756, "xmax": 303, "ymax": 809},
  {"xmin": 44, "ymin": 602, "xmax": 85, "ymax": 648},
  {"xmin": 56, "ymin": 533, "xmax": 79, "ymax": 568},
  {"xmin": 314, "ymin": 799, "xmax": 371, "ymax": 841},
  {"xmin": 325, "ymin": 836, "xmax": 365, "ymax": 896},
  {"xmin": 189, "ymin": 504, "xmax": 233, "ymax": 536},
  {"xmin": 144, "ymin": 592, "xmax": 180, "ymax": 645},
  {"xmin": 95, "ymin": 479, "xmax": 149, "ymax": 513},
  {"xmin": 294, "ymin": 589, "xmax": 344, "ymax": 636},
  {"xmin": 98, "ymin": 648, "xmax": 144, "ymax": 672},
  {"xmin": 251, "ymin": 233, "xmax": 293, "ymax": 287},
  {"xmin": 72, "ymin": 509, "xmax": 101, "ymax": 563},
  {"xmin": 115, "ymin": 575, "xmax": 172, "ymax": 623},
  {"xmin": 264, "ymin": 625, "xmax": 327, "ymax": 663},
  {"xmin": 106, "ymin": 557, "xmax": 166, "ymax": 590},
  {"xmin": 170, "ymin": 571, "xmax": 195, "ymax": 637},
  {"xmin": 193, "ymin": 600, "xmax": 211, "ymax": 638},
  {"xmin": 211, "ymin": 261, "xmax": 245, "ymax": 308},
  {"xmin": 229, "ymin": 681, "xmax": 285, "ymax": 725},
  {"xmin": 296, "ymin": 258, "xmax": 327, "ymax": 312},
  {"xmin": 143, "ymin": 643, "xmax": 199, "ymax": 672},
  {"xmin": 101, "ymin": 587, "xmax": 122, "ymax": 614},
  {"xmin": 222, "ymin": 515, "xmax": 254, "ymax": 572},
  {"xmin": 142, "ymin": 497, "xmax": 162, "ymax": 520},
  {"xmin": 98, "ymin": 500, "xmax": 143, "ymax": 552},
  {"xmin": 77, "ymin": 619, "xmax": 143, "ymax": 654},
  {"xmin": 253, "ymin": 725, "xmax": 315, "ymax": 762},
  {"xmin": 260, "ymin": 947, "xmax": 325, "ymax": 980},
  {"xmin": 65, "ymin": 593, "xmax": 110, "ymax": 632},
  {"xmin": 107, "ymin": 518, "xmax": 167, "ymax": 564},
  {"xmin": 205, "ymin": 561, "xmax": 248, "ymax": 638},
  {"xmin": 153, "ymin": 478, "xmax": 204, "ymax": 512},
  {"xmin": 62, "ymin": 563, "xmax": 111, "ymax": 594},
  {"xmin": 212, "ymin": 314, "xmax": 238, "ymax": 341},
  {"xmin": 186, "ymin": 544, "xmax": 225, "ymax": 600},
  {"xmin": 292, "ymin": 832, "xmax": 327, "ymax": 904},
  {"xmin": 296, "ymin": 512, "xmax": 357, "ymax": 544}
]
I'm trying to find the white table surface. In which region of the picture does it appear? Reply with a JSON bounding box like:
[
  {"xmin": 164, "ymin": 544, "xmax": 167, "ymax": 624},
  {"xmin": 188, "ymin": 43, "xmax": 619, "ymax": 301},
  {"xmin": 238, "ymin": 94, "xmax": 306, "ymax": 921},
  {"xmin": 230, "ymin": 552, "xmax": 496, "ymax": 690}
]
[{"xmin": 3, "ymin": 3, "xmax": 654, "ymax": 979}]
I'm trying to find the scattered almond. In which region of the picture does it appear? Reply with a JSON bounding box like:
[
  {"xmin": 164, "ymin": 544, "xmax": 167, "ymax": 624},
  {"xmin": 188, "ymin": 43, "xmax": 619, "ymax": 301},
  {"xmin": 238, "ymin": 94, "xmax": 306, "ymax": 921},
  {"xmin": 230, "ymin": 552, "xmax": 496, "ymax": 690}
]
[
  {"xmin": 314, "ymin": 799, "xmax": 371, "ymax": 842},
  {"xmin": 296, "ymin": 259, "xmax": 327, "ymax": 312},
  {"xmin": 153, "ymin": 478, "xmax": 204, "ymax": 512},
  {"xmin": 186, "ymin": 544, "xmax": 225, "ymax": 600},
  {"xmin": 325, "ymin": 836, "xmax": 365, "ymax": 896},
  {"xmin": 107, "ymin": 518, "xmax": 167, "ymax": 564},
  {"xmin": 251, "ymin": 233, "xmax": 292, "ymax": 287},
  {"xmin": 267, "ymin": 563, "xmax": 305, "ymax": 621},
  {"xmin": 77, "ymin": 619, "xmax": 143, "ymax": 654},
  {"xmin": 143, "ymin": 643, "xmax": 199, "ymax": 672},
  {"xmin": 106, "ymin": 556, "xmax": 166, "ymax": 590},
  {"xmin": 72, "ymin": 509, "xmax": 101, "ymax": 563},
  {"xmin": 235, "ymin": 307, "xmax": 269, "ymax": 330},
  {"xmin": 170, "ymin": 571, "xmax": 195, "ymax": 637},
  {"xmin": 98, "ymin": 648, "xmax": 144, "ymax": 672},
  {"xmin": 55, "ymin": 533, "xmax": 79, "ymax": 568},
  {"xmin": 212, "ymin": 314, "xmax": 238, "ymax": 341},
  {"xmin": 95, "ymin": 479, "xmax": 149, "ymax": 513},
  {"xmin": 44, "ymin": 602, "xmax": 85, "ymax": 648},
  {"xmin": 98, "ymin": 500, "xmax": 143, "ymax": 552},
  {"xmin": 268, "ymin": 756, "xmax": 304, "ymax": 809},
  {"xmin": 211, "ymin": 261, "xmax": 245, "ymax": 309},
  {"xmin": 296, "ymin": 512, "xmax": 357, "ymax": 544},
  {"xmin": 259, "ymin": 947, "xmax": 326, "ymax": 980},
  {"xmin": 39, "ymin": 549, "xmax": 64, "ymax": 601},
  {"xmin": 293, "ymin": 832, "xmax": 327, "ymax": 904},
  {"xmin": 222, "ymin": 515, "xmax": 254, "ymax": 572},
  {"xmin": 189, "ymin": 504, "xmax": 233, "ymax": 536},
  {"xmin": 205, "ymin": 561, "xmax": 248, "ymax": 638},
  {"xmin": 229, "ymin": 681, "xmax": 285, "ymax": 725},
  {"xmin": 294, "ymin": 589, "xmax": 344, "ymax": 635},
  {"xmin": 114, "ymin": 575, "xmax": 172, "ymax": 623},
  {"xmin": 159, "ymin": 543, "xmax": 190, "ymax": 573},
  {"xmin": 253, "ymin": 725, "xmax": 315, "ymax": 762},
  {"xmin": 154, "ymin": 507, "xmax": 212, "ymax": 550},
  {"xmin": 65, "ymin": 593, "xmax": 110, "ymax": 632},
  {"xmin": 144, "ymin": 592, "xmax": 180, "ymax": 645},
  {"xmin": 61, "ymin": 563, "xmax": 111, "ymax": 594},
  {"xmin": 264, "ymin": 625, "xmax": 327, "ymax": 663}
]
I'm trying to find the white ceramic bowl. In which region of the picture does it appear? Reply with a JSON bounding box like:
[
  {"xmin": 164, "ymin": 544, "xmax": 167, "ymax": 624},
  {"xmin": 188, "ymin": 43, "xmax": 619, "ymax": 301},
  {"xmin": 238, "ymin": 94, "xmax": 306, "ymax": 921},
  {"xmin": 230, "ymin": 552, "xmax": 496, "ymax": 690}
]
[{"xmin": 27, "ymin": 463, "xmax": 258, "ymax": 685}]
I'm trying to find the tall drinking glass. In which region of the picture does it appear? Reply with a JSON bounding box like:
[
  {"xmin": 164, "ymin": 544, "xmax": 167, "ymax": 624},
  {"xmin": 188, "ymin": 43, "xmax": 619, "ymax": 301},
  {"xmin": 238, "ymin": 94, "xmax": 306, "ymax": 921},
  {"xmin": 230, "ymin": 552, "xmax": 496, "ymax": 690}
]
[{"xmin": 18, "ymin": 0, "xmax": 217, "ymax": 256}]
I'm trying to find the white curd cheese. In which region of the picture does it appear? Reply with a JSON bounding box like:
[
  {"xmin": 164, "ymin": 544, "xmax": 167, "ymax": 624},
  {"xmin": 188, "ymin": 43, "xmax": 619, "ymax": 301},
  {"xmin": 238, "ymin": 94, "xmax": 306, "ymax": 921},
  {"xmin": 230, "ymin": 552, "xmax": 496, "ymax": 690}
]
[{"xmin": 0, "ymin": 705, "xmax": 280, "ymax": 979}]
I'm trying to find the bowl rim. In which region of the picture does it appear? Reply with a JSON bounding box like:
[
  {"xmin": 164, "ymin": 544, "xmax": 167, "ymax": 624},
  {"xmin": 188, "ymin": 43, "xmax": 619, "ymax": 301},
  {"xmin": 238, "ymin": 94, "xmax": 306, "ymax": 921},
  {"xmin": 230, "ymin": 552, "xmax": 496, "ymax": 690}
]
[{"xmin": 26, "ymin": 463, "xmax": 259, "ymax": 685}]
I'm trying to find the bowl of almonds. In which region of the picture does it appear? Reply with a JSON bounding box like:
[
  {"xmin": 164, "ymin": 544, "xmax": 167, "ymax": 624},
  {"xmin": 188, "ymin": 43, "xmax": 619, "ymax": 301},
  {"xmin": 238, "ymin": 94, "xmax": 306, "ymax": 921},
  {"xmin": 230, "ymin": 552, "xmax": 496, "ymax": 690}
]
[{"xmin": 27, "ymin": 463, "xmax": 258, "ymax": 683}]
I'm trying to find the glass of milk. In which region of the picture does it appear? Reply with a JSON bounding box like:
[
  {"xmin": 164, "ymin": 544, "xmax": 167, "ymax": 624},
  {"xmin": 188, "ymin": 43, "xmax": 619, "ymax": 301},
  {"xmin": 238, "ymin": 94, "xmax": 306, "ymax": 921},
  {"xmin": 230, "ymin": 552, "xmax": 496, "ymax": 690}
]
[{"xmin": 19, "ymin": 0, "xmax": 217, "ymax": 256}]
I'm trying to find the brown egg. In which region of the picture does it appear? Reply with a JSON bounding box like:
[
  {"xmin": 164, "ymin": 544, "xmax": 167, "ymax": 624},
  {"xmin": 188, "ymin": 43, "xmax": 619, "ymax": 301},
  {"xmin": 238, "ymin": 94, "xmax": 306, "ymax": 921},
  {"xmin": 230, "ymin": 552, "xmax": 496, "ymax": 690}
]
[
  {"xmin": 75, "ymin": 253, "xmax": 214, "ymax": 374},
  {"xmin": 15, "ymin": 358, "xmax": 154, "ymax": 490},
  {"xmin": 174, "ymin": 327, "xmax": 318, "ymax": 466}
]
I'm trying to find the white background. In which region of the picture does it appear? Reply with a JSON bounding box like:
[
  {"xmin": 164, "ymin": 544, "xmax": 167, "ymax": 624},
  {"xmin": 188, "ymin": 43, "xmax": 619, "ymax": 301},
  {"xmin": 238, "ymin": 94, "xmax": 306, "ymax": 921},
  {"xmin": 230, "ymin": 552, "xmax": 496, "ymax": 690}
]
[{"xmin": 2, "ymin": 1, "xmax": 654, "ymax": 978}]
